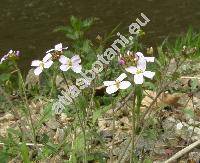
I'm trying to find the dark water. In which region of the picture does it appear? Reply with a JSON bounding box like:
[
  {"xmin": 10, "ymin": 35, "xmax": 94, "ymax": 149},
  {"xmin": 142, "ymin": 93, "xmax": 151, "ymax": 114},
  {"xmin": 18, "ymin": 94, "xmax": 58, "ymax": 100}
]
[{"xmin": 0, "ymin": 0, "xmax": 200, "ymax": 71}]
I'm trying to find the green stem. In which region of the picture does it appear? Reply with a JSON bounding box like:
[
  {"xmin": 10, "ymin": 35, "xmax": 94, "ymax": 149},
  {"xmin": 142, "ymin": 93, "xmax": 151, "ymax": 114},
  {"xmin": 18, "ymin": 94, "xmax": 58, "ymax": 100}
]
[
  {"xmin": 130, "ymin": 93, "xmax": 136, "ymax": 163},
  {"xmin": 61, "ymin": 72, "xmax": 87, "ymax": 163},
  {"xmin": 14, "ymin": 62, "xmax": 37, "ymax": 145},
  {"xmin": 50, "ymin": 68, "xmax": 57, "ymax": 97}
]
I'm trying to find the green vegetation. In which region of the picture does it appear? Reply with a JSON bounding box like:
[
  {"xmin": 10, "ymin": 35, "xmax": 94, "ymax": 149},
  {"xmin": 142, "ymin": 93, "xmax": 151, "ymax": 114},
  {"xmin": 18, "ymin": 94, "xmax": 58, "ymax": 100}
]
[{"xmin": 0, "ymin": 17, "xmax": 199, "ymax": 162}]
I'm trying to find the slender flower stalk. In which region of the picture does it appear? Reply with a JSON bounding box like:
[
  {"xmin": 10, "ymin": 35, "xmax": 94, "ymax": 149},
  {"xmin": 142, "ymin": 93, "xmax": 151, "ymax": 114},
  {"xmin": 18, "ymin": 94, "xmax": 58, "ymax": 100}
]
[{"xmin": 13, "ymin": 61, "xmax": 37, "ymax": 146}]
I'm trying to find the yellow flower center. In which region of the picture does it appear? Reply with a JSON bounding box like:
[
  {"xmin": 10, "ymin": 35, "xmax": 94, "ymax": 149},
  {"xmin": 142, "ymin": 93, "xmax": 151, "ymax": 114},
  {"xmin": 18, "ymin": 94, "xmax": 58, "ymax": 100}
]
[
  {"xmin": 68, "ymin": 60, "xmax": 72, "ymax": 66},
  {"xmin": 39, "ymin": 62, "xmax": 44, "ymax": 68},
  {"xmin": 136, "ymin": 69, "xmax": 143, "ymax": 74},
  {"xmin": 115, "ymin": 80, "xmax": 120, "ymax": 88}
]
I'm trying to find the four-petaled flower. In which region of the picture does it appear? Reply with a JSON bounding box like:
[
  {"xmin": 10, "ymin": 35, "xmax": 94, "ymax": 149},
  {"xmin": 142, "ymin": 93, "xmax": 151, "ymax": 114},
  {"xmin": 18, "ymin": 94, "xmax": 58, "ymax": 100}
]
[
  {"xmin": 103, "ymin": 73, "xmax": 131, "ymax": 94},
  {"xmin": 31, "ymin": 53, "xmax": 53, "ymax": 75},
  {"xmin": 59, "ymin": 55, "xmax": 82, "ymax": 73},
  {"xmin": 125, "ymin": 61, "xmax": 155, "ymax": 84},
  {"xmin": 46, "ymin": 43, "xmax": 68, "ymax": 54}
]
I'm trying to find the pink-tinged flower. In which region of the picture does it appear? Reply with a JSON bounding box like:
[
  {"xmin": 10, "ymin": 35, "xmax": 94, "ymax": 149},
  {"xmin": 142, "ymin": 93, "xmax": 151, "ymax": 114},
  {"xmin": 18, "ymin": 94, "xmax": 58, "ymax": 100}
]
[
  {"xmin": 135, "ymin": 52, "xmax": 154, "ymax": 62},
  {"xmin": 119, "ymin": 59, "xmax": 126, "ymax": 65},
  {"xmin": 0, "ymin": 50, "xmax": 20, "ymax": 64},
  {"xmin": 0, "ymin": 55, "xmax": 7, "ymax": 64},
  {"xmin": 125, "ymin": 62, "xmax": 155, "ymax": 84},
  {"xmin": 59, "ymin": 55, "xmax": 82, "ymax": 73},
  {"xmin": 135, "ymin": 52, "xmax": 155, "ymax": 69},
  {"xmin": 46, "ymin": 43, "xmax": 68, "ymax": 54},
  {"xmin": 103, "ymin": 73, "xmax": 131, "ymax": 94},
  {"xmin": 31, "ymin": 53, "xmax": 53, "ymax": 75},
  {"xmin": 118, "ymin": 54, "xmax": 126, "ymax": 65}
]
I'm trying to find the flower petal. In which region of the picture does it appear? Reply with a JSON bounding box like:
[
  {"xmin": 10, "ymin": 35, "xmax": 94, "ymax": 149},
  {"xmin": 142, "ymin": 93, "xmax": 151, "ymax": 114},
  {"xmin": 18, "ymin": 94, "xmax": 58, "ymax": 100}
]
[
  {"xmin": 43, "ymin": 53, "xmax": 52, "ymax": 62},
  {"xmin": 55, "ymin": 43, "xmax": 62, "ymax": 51},
  {"xmin": 31, "ymin": 60, "xmax": 41, "ymax": 67},
  {"xmin": 72, "ymin": 64, "xmax": 82, "ymax": 73},
  {"xmin": 135, "ymin": 52, "xmax": 144, "ymax": 58},
  {"xmin": 116, "ymin": 73, "xmax": 127, "ymax": 82},
  {"xmin": 106, "ymin": 85, "xmax": 118, "ymax": 94},
  {"xmin": 71, "ymin": 55, "xmax": 81, "ymax": 64},
  {"xmin": 137, "ymin": 59, "xmax": 146, "ymax": 71},
  {"xmin": 46, "ymin": 49, "xmax": 54, "ymax": 53},
  {"xmin": 125, "ymin": 66, "xmax": 137, "ymax": 74},
  {"xmin": 134, "ymin": 74, "xmax": 144, "ymax": 84},
  {"xmin": 59, "ymin": 55, "xmax": 69, "ymax": 64},
  {"xmin": 44, "ymin": 60, "xmax": 53, "ymax": 68},
  {"xmin": 143, "ymin": 71, "xmax": 155, "ymax": 79},
  {"xmin": 119, "ymin": 81, "xmax": 131, "ymax": 89},
  {"xmin": 103, "ymin": 81, "xmax": 115, "ymax": 86},
  {"xmin": 60, "ymin": 64, "xmax": 70, "ymax": 72},
  {"xmin": 34, "ymin": 66, "xmax": 43, "ymax": 75},
  {"xmin": 8, "ymin": 50, "xmax": 13, "ymax": 54},
  {"xmin": 0, "ymin": 56, "xmax": 6, "ymax": 63}
]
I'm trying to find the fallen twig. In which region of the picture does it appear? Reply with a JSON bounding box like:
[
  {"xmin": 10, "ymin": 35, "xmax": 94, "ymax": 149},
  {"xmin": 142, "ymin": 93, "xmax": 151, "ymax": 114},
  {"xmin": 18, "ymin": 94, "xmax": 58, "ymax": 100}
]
[
  {"xmin": 181, "ymin": 76, "xmax": 200, "ymax": 80},
  {"xmin": 164, "ymin": 139, "xmax": 200, "ymax": 163}
]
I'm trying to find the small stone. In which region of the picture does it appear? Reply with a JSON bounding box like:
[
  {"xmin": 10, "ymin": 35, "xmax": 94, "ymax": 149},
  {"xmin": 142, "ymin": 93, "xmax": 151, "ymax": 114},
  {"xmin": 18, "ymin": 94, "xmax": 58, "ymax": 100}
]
[
  {"xmin": 176, "ymin": 122, "xmax": 183, "ymax": 130},
  {"xmin": 0, "ymin": 113, "xmax": 15, "ymax": 122}
]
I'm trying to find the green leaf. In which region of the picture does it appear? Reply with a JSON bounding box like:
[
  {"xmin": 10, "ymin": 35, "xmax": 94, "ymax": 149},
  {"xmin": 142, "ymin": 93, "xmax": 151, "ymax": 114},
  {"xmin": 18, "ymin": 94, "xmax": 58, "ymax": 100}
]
[
  {"xmin": 35, "ymin": 103, "xmax": 53, "ymax": 130},
  {"xmin": 144, "ymin": 82, "xmax": 156, "ymax": 90},
  {"xmin": 0, "ymin": 73, "xmax": 11, "ymax": 82},
  {"xmin": 0, "ymin": 149, "xmax": 9, "ymax": 163},
  {"xmin": 190, "ymin": 78, "xmax": 199, "ymax": 91},
  {"xmin": 20, "ymin": 143, "xmax": 30, "ymax": 163},
  {"xmin": 92, "ymin": 109, "xmax": 102, "ymax": 124},
  {"xmin": 144, "ymin": 158, "xmax": 153, "ymax": 163},
  {"xmin": 183, "ymin": 108, "xmax": 194, "ymax": 118}
]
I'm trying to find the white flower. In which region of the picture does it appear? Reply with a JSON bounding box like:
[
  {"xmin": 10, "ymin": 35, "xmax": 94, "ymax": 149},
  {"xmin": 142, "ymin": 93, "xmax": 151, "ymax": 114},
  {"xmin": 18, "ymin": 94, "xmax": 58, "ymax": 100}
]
[
  {"xmin": 176, "ymin": 122, "xmax": 183, "ymax": 130},
  {"xmin": 46, "ymin": 43, "xmax": 68, "ymax": 53},
  {"xmin": 0, "ymin": 55, "xmax": 7, "ymax": 64},
  {"xmin": 135, "ymin": 52, "xmax": 155, "ymax": 69},
  {"xmin": 125, "ymin": 63, "xmax": 155, "ymax": 84},
  {"xmin": 135, "ymin": 52, "xmax": 154, "ymax": 62},
  {"xmin": 59, "ymin": 55, "xmax": 82, "ymax": 73},
  {"xmin": 103, "ymin": 73, "xmax": 131, "ymax": 94},
  {"xmin": 31, "ymin": 53, "xmax": 53, "ymax": 75}
]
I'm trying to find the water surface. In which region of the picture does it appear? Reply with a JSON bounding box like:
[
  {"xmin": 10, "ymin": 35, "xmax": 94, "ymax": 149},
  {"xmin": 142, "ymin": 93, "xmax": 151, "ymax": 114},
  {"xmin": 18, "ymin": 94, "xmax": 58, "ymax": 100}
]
[{"xmin": 0, "ymin": 0, "xmax": 199, "ymax": 70}]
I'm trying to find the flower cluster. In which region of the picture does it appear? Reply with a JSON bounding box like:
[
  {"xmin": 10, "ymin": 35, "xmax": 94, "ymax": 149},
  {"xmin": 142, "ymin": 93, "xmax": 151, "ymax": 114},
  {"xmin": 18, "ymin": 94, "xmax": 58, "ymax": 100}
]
[
  {"xmin": 104, "ymin": 52, "xmax": 155, "ymax": 94},
  {"xmin": 0, "ymin": 50, "xmax": 20, "ymax": 64},
  {"xmin": 31, "ymin": 43, "xmax": 82, "ymax": 75}
]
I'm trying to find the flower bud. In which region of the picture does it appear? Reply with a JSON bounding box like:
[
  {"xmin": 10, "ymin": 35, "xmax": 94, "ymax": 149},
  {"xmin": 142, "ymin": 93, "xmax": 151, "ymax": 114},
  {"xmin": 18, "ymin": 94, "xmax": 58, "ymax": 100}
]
[{"xmin": 147, "ymin": 47, "xmax": 153, "ymax": 55}]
